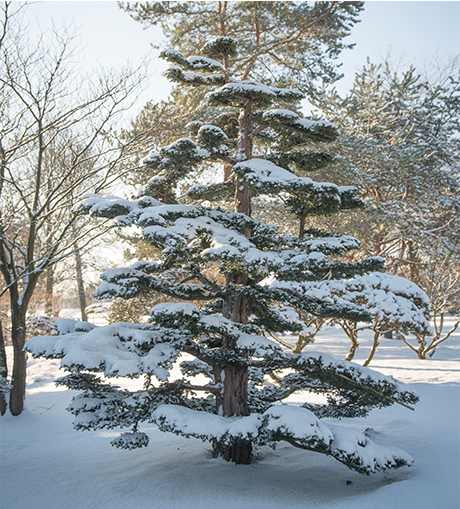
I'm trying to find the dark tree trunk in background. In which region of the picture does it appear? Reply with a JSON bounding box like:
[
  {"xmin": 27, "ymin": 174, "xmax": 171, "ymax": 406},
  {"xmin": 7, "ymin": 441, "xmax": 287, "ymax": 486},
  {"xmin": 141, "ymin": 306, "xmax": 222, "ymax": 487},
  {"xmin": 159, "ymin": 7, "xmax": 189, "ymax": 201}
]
[
  {"xmin": 0, "ymin": 318, "xmax": 8, "ymax": 415},
  {"xmin": 299, "ymin": 215, "xmax": 306, "ymax": 239},
  {"xmin": 74, "ymin": 243, "xmax": 88, "ymax": 322},
  {"xmin": 44, "ymin": 267, "xmax": 54, "ymax": 317},
  {"xmin": 9, "ymin": 304, "xmax": 27, "ymax": 416}
]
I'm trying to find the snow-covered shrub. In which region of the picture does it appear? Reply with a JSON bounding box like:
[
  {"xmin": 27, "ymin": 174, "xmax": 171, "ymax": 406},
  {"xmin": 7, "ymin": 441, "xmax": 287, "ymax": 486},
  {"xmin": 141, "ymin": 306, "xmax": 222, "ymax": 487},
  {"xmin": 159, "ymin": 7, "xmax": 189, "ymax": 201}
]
[
  {"xmin": 326, "ymin": 273, "xmax": 430, "ymax": 365},
  {"xmin": 26, "ymin": 315, "xmax": 57, "ymax": 339}
]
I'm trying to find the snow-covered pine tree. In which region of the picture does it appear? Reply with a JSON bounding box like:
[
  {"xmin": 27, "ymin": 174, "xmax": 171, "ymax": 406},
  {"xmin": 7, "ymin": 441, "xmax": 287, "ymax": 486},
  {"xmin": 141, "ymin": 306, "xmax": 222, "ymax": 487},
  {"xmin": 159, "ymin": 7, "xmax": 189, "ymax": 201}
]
[
  {"xmin": 307, "ymin": 273, "xmax": 431, "ymax": 365},
  {"xmin": 26, "ymin": 38, "xmax": 419, "ymax": 473},
  {"xmin": 268, "ymin": 272, "xmax": 431, "ymax": 367}
]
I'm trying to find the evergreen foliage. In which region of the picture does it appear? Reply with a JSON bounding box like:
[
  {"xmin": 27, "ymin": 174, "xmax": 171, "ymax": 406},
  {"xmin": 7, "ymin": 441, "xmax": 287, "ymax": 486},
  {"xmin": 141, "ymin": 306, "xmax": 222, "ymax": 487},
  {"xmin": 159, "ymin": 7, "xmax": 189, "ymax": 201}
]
[
  {"xmin": 311, "ymin": 58, "xmax": 460, "ymax": 273},
  {"xmin": 309, "ymin": 57, "xmax": 460, "ymax": 355},
  {"xmin": 122, "ymin": 1, "xmax": 364, "ymax": 93},
  {"xmin": 27, "ymin": 36, "xmax": 420, "ymax": 474},
  {"xmin": 118, "ymin": 1, "xmax": 365, "ymax": 190}
]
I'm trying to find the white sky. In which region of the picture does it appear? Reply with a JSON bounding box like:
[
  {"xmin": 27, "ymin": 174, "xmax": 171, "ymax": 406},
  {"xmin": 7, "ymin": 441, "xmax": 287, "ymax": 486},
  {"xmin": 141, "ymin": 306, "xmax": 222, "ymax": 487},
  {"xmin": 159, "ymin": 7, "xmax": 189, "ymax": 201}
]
[{"xmin": 21, "ymin": 1, "xmax": 460, "ymax": 113}]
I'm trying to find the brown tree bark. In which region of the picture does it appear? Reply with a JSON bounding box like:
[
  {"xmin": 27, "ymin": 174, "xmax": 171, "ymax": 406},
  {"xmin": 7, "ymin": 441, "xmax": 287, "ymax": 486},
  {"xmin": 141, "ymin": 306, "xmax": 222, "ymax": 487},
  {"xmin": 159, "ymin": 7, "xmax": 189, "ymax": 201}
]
[
  {"xmin": 3, "ymin": 264, "xmax": 39, "ymax": 416},
  {"xmin": 342, "ymin": 322, "xmax": 359, "ymax": 361},
  {"xmin": 212, "ymin": 335, "xmax": 251, "ymax": 463},
  {"xmin": 213, "ymin": 101, "xmax": 254, "ymax": 465},
  {"xmin": 223, "ymin": 162, "xmax": 233, "ymax": 182},
  {"xmin": 234, "ymin": 102, "xmax": 253, "ymax": 219},
  {"xmin": 344, "ymin": 338, "xmax": 358, "ymax": 361},
  {"xmin": 362, "ymin": 330, "xmax": 381, "ymax": 367},
  {"xmin": 299, "ymin": 214, "xmax": 306, "ymax": 239}
]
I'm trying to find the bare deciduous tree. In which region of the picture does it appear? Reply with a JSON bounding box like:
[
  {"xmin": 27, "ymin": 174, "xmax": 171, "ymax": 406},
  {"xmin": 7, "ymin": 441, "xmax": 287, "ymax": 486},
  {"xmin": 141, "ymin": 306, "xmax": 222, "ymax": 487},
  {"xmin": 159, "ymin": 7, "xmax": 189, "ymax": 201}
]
[
  {"xmin": 403, "ymin": 251, "xmax": 460, "ymax": 359},
  {"xmin": 0, "ymin": 2, "xmax": 146, "ymax": 415}
]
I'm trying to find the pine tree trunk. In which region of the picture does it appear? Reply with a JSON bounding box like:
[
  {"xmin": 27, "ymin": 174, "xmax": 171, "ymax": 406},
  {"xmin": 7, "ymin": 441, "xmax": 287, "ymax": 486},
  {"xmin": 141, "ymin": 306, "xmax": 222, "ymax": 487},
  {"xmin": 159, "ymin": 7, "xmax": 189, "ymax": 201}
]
[
  {"xmin": 212, "ymin": 361, "xmax": 251, "ymax": 463},
  {"xmin": 235, "ymin": 102, "xmax": 253, "ymax": 218},
  {"xmin": 223, "ymin": 162, "xmax": 233, "ymax": 182},
  {"xmin": 417, "ymin": 350, "xmax": 427, "ymax": 360},
  {"xmin": 212, "ymin": 439, "xmax": 252, "ymax": 464},
  {"xmin": 212, "ymin": 352, "xmax": 252, "ymax": 465},
  {"xmin": 212, "ymin": 101, "xmax": 254, "ymax": 465},
  {"xmin": 299, "ymin": 214, "xmax": 306, "ymax": 239},
  {"xmin": 0, "ymin": 318, "xmax": 8, "ymax": 415},
  {"xmin": 216, "ymin": 271, "xmax": 252, "ymax": 464},
  {"xmin": 362, "ymin": 330, "xmax": 380, "ymax": 367},
  {"xmin": 345, "ymin": 337, "xmax": 358, "ymax": 361}
]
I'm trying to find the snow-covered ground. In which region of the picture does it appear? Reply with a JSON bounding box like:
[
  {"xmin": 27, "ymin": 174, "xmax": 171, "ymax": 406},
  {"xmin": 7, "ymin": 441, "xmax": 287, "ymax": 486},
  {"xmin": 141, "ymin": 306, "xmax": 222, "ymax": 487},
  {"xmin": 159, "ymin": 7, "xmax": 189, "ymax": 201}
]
[{"xmin": 1, "ymin": 322, "xmax": 459, "ymax": 509}]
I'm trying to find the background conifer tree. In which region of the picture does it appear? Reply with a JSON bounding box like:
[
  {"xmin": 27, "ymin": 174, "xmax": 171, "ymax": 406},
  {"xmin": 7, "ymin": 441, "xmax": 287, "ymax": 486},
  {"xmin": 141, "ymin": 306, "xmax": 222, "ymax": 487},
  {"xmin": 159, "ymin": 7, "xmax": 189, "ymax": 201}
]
[
  {"xmin": 27, "ymin": 36, "xmax": 420, "ymax": 473},
  {"xmin": 113, "ymin": 0, "xmax": 368, "ymax": 324},
  {"xmin": 309, "ymin": 56, "xmax": 460, "ymax": 354},
  {"xmin": 119, "ymin": 0, "xmax": 365, "ymax": 189}
]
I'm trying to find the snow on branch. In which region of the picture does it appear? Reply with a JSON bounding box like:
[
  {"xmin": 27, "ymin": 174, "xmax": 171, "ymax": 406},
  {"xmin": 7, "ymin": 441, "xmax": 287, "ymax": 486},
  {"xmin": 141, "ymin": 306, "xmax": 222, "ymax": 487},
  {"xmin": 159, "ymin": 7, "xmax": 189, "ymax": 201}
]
[
  {"xmin": 26, "ymin": 322, "xmax": 187, "ymax": 381},
  {"xmin": 160, "ymin": 49, "xmax": 224, "ymax": 72},
  {"xmin": 164, "ymin": 65, "xmax": 226, "ymax": 87},
  {"xmin": 262, "ymin": 109, "xmax": 339, "ymax": 142},
  {"xmin": 324, "ymin": 273, "xmax": 431, "ymax": 334},
  {"xmin": 201, "ymin": 37, "xmax": 238, "ymax": 59},
  {"xmin": 233, "ymin": 158, "xmax": 340, "ymax": 198},
  {"xmin": 208, "ymin": 81, "xmax": 276, "ymax": 107}
]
